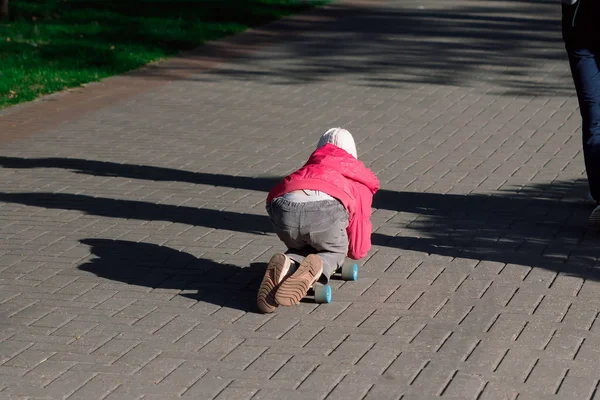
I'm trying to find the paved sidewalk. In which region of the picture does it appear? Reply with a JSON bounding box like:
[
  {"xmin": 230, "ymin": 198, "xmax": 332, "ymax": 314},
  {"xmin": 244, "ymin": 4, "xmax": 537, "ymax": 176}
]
[{"xmin": 1, "ymin": 0, "xmax": 598, "ymax": 399}]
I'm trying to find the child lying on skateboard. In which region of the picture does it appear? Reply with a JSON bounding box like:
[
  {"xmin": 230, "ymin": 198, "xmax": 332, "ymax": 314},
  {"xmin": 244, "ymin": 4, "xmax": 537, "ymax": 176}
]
[{"xmin": 257, "ymin": 128, "xmax": 380, "ymax": 313}]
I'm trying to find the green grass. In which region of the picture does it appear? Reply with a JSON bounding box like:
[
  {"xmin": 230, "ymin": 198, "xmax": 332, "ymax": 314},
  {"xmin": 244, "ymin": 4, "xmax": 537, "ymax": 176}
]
[{"xmin": 0, "ymin": 0, "xmax": 326, "ymax": 109}]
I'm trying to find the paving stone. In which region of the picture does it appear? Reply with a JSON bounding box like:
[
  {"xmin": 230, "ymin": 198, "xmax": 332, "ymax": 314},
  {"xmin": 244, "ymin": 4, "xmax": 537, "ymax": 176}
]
[{"xmin": 0, "ymin": 0, "xmax": 594, "ymax": 398}]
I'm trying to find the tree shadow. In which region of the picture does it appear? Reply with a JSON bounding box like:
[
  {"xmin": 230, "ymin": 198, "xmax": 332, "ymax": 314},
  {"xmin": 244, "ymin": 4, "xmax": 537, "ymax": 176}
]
[
  {"xmin": 78, "ymin": 238, "xmax": 266, "ymax": 312},
  {"xmin": 135, "ymin": 0, "xmax": 571, "ymax": 96},
  {"xmin": 0, "ymin": 156, "xmax": 280, "ymax": 191},
  {"xmin": 2, "ymin": 0, "xmax": 572, "ymax": 109},
  {"xmin": 1, "ymin": 156, "xmax": 599, "ymax": 281},
  {"xmin": 5, "ymin": 0, "xmax": 323, "ymax": 71},
  {"xmin": 0, "ymin": 0, "xmax": 324, "ymax": 107},
  {"xmin": 372, "ymin": 180, "xmax": 600, "ymax": 280},
  {"xmin": 0, "ymin": 192, "xmax": 272, "ymax": 234}
]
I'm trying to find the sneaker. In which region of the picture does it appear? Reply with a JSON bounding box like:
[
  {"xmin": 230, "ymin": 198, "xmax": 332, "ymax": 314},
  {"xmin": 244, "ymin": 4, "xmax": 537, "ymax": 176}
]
[
  {"xmin": 275, "ymin": 254, "xmax": 323, "ymax": 306},
  {"xmin": 588, "ymin": 191, "xmax": 596, "ymax": 204},
  {"xmin": 590, "ymin": 205, "xmax": 600, "ymax": 230},
  {"xmin": 257, "ymin": 253, "xmax": 291, "ymax": 313}
]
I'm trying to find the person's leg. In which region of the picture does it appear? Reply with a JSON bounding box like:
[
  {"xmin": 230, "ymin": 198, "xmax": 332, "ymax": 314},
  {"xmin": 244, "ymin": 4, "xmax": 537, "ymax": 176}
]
[
  {"xmin": 267, "ymin": 197, "xmax": 312, "ymax": 265},
  {"xmin": 275, "ymin": 254, "xmax": 324, "ymax": 306},
  {"xmin": 309, "ymin": 219, "xmax": 349, "ymax": 284},
  {"xmin": 258, "ymin": 198, "xmax": 304, "ymax": 313},
  {"xmin": 275, "ymin": 200, "xmax": 349, "ymax": 306},
  {"xmin": 566, "ymin": 45, "xmax": 600, "ymax": 202},
  {"xmin": 257, "ymin": 253, "xmax": 290, "ymax": 313}
]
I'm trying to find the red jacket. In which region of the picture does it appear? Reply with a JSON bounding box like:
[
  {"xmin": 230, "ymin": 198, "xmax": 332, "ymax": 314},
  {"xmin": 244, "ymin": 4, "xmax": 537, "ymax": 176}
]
[{"xmin": 266, "ymin": 144, "xmax": 380, "ymax": 260}]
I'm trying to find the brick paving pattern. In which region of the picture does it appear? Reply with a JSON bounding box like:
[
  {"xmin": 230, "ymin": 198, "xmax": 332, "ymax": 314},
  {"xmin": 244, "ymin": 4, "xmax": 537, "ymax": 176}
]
[{"xmin": 1, "ymin": 0, "xmax": 598, "ymax": 399}]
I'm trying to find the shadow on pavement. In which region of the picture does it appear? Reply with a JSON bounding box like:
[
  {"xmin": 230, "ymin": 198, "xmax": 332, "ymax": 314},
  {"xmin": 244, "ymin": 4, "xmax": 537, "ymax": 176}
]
[
  {"xmin": 0, "ymin": 192, "xmax": 272, "ymax": 235},
  {"xmin": 372, "ymin": 181, "xmax": 600, "ymax": 281},
  {"xmin": 1, "ymin": 156, "xmax": 598, "ymax": 283},
  {"xmin": 79, "ymin": 238, "xmax": 266, "ymax": 312},
  {"xmin": 136, "ymin": 0, "xmax": 570, "ymax": 96},
  {"xmin": 0, "ymin": 156, "xmax": 279, "ymax": 192}
]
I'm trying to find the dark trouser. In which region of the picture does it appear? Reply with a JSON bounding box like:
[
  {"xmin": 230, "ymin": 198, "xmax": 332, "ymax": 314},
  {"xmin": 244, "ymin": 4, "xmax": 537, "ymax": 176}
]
[
  {"xmin": 565, "ymin": 44, "xmax": 600, "ymax": 202},
  {"xmin": 266, "ymin": 197, "xmax": 349, "ymax": 283}
]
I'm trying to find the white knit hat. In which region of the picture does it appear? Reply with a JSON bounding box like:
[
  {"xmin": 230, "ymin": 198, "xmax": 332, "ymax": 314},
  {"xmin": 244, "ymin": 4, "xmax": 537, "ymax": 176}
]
[{"xmin": 317, "ymin": 127, "xmax": 357, "ymax": 159}]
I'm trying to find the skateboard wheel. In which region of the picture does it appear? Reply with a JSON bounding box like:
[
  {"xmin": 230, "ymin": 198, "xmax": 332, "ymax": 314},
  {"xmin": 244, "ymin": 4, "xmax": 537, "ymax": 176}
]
[
  {"xmin": 341, "ymin": 263, "xmax": 358, "ymax": 281},
  {"xmin": 314, "ymin": 283, "xmax": 332, "ymax": 303}
]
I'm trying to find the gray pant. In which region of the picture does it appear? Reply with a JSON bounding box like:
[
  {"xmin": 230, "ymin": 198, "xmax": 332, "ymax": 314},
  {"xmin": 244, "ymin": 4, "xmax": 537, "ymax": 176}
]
[{"xmin": 266, "ymin": 197, "xmax": 349, "ymax": 283}]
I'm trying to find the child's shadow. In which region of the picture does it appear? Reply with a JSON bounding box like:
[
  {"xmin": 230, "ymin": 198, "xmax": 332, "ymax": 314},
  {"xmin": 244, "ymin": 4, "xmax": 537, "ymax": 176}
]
[{"xmin": 78, "ymin": 238, "xmax": 265, "ymax": 312}]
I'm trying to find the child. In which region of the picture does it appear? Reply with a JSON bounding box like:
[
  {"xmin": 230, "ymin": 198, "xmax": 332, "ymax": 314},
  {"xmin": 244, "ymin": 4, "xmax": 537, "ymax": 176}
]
[{"xmin": 257, "ymin": 128, "xmax": 380, "ymax": 313}]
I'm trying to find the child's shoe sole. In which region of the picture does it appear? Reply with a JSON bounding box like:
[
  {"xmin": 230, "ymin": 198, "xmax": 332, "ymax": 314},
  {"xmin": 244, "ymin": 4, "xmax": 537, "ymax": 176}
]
[
  {"xmin": 275, "ymin": 254, "xmax": 323, "ymax": 306},
  {"xmin": 257, "ymin": 253, "xmax": 291, "ymax": 314}
]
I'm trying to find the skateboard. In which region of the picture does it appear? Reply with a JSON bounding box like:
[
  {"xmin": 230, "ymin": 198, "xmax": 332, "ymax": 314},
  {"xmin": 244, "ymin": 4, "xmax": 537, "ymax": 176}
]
[{"xmin": 312, "ymin": 260, "xmax": 359, "ymax": 304}]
